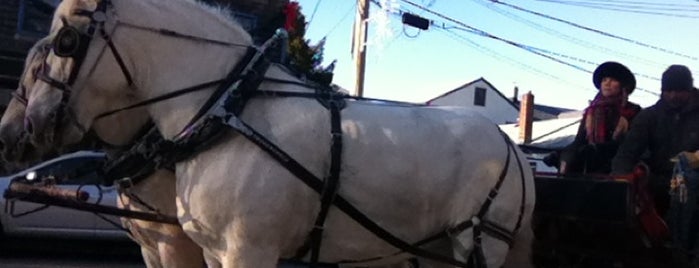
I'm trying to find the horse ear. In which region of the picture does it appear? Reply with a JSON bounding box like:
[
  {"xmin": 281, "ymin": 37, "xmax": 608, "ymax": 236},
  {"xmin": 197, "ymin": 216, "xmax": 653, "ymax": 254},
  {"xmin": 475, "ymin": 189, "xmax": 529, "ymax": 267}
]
[
  {"xmin": 75, "ymin": 0, "xmax": 100, "ymax": 13},
  {"xmin": 79, "ymin": 0, "xmax": 99, "ymax": 8}
]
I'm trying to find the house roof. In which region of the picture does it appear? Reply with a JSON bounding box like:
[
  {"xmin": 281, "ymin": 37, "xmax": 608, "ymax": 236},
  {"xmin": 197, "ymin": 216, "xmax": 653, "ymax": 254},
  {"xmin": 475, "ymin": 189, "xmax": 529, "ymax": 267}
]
[
  {"xmin": 426, "ymin": 77, "xmax": 520, "ymax": 111},
  {"xmin": 499, "ymin": 115, "xmax": 582, "ymax": 152},
  {"xmin": 427, "ymin": 77, "xmax": 576, "ymax": 119},
  {"xmin": 529, "ymin": 103, "xmax": 576, "ymax": 116}
]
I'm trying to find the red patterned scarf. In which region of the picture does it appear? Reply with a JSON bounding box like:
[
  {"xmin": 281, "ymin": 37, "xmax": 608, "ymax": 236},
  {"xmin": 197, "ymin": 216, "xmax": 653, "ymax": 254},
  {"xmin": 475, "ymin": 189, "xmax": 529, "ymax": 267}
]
[{"xmin": 584, "ymin": 93, "xmax": 637, "ymax": 144}]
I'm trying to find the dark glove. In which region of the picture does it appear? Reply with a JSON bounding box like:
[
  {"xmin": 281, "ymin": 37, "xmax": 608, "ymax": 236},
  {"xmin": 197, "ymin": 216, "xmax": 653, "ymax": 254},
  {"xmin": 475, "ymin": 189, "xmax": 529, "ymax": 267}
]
[{"xmin": 543, "ymin": 151, "xmax": 560, "ymax": 168}]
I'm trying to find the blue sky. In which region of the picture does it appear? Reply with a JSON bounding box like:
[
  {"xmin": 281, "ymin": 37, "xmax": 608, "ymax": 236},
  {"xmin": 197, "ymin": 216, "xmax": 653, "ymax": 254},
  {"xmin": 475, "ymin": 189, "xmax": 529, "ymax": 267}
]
[{"xmin": 294, "ymin": 0, "xmax": 699, "ymax": 110}]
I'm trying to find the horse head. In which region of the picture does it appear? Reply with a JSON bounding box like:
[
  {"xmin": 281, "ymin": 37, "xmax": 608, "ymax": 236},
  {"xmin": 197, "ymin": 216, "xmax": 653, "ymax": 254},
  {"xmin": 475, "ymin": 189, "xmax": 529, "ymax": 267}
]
[
  {"xmin": 24, "ymin": 0, "xmax": 252, "ymax": 149},
  {"xmin": 24, "ymin": 0, "xmax": 151, "ymax": 151},
  {"xmin": 0, "ymin": 37, "xmax": 55, "ymax": 164}
]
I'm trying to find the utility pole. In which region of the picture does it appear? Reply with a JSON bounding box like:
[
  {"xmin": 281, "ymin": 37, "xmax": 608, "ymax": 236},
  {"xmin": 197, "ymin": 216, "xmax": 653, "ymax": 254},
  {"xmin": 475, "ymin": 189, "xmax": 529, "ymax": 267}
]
[{"xmin": 353, "ymin": 0, "xmax": 369, "ymax": 97}]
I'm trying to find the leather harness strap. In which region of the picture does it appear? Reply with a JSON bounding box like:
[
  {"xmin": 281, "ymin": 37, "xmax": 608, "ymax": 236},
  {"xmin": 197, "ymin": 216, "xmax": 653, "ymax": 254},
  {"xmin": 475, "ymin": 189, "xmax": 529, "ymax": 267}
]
[{"xmin": 309, "ymin": 98, "xmax": 344, "ymax": 264}]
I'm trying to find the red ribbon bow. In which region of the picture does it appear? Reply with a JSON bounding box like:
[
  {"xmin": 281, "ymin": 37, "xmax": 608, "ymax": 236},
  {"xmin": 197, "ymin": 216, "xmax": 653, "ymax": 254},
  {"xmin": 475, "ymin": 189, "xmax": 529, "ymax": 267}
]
[{"xmin": 284, "ymin": 2, "xmax": 300, "ymax": 32}]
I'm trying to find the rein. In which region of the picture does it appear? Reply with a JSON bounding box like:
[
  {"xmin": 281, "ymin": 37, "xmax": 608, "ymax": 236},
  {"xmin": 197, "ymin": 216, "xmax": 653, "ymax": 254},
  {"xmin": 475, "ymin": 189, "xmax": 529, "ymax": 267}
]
[{"xmin": 3, "ymin": 179, "xmax": 178, "ymax": 225}]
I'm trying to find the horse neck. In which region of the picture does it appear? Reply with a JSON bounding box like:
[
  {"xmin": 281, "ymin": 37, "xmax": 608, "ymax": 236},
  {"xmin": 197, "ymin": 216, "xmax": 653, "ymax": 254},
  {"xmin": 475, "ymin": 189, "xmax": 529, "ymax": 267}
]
[
  {"xmin": 111, "ymin": 0, "xmax": 253, "ymax": 139},
  {"xmin": 259, "ymin": 65, "xmax": 318, "ymax": 93}
]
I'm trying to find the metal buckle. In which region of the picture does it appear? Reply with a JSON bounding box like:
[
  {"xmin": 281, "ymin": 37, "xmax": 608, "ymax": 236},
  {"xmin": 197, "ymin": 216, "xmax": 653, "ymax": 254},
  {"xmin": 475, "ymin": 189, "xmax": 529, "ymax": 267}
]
[{"xmin": 117, "ymin": 177, "xmax": 134, "ymax": 189}]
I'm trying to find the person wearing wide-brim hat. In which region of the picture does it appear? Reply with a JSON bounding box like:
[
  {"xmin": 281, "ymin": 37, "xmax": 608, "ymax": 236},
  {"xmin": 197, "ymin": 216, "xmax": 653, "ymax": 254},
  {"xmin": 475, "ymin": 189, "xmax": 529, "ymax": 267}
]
[
  {"xmin": 557, "ymin": 61, "xmax": 642, "ymax": 175},
  {"xmin": 593, "ymin": 61, "xmax": 637, "ymax": 96}
]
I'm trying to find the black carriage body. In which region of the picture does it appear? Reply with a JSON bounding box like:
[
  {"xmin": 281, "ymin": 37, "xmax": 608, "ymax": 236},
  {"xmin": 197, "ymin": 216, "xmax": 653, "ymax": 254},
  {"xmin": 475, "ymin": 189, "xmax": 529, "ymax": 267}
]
[
  {"xmin": 535, "ymin": 176, "xmax": 634, "ymax": 224},
  {"xmin": 532, "ymin": 175, "xmax": 671, "ymax": 267}
]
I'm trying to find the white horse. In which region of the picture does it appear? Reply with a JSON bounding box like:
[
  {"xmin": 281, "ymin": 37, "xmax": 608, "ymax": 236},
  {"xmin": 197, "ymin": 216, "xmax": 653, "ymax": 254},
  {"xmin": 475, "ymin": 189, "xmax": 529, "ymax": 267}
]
[
  {"xmin": 23, "ymin": 0, "xmax": 535, "ymax": 267},
  {"xmin": 0, "ymin": 40, "xmax": 205, "ymax": 268},
  {"xmin": 4, "ymin": 29, "xmax": 422, "ymax": 268}
]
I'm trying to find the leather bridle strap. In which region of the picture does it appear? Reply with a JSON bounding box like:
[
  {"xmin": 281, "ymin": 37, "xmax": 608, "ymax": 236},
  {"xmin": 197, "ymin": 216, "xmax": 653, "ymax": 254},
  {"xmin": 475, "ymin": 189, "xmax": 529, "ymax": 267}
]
[
  {"xmin": 94, "ymin": 79, "xmax": 225, "ymax": 120},
  {"xmin": 98, "ymin": 26, "xmax": 134, "ymax": 87},
  {"xmin": 11, "ymin": 90, "xmax": 28, "ymax": 106},
  {"xmin": 308, "ymin": 99, "xmax": 343, "ymax": 265}
]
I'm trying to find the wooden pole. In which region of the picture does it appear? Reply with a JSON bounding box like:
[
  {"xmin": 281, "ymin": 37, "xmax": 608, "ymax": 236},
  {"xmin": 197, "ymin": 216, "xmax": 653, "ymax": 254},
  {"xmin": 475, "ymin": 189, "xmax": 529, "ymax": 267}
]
[{"xmin": 353, "ymin": 0, "xmax": 369, "ymax": 97}]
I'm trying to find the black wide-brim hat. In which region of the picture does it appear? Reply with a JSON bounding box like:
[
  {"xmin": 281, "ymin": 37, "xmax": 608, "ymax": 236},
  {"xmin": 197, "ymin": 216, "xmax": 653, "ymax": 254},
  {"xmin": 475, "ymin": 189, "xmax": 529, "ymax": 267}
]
[{"xmin": 593, "ymin": 61, "xmax": 636, "ymax": 94}]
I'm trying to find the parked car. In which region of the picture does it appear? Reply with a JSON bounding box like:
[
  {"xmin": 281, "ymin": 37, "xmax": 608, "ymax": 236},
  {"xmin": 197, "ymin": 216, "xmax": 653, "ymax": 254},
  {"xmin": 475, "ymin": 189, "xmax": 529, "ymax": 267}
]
[{"xmin": 0, "ymin": 151, "xmax": 128, "ymax": 240}]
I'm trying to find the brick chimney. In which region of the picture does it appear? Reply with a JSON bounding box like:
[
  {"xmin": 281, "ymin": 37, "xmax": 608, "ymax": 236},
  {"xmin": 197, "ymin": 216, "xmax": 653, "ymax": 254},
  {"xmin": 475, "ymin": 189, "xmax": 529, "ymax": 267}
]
[{"xmin": 519, "ymin": 92, "xmax": 534, "ymax": 144}]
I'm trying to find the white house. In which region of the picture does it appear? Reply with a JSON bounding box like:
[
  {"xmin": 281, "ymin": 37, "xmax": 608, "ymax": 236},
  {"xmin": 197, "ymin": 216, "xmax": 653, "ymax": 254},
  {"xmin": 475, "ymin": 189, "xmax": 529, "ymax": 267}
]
[
  {"xmin": 427, "ymin": 78, "xmax": 520, "ymax": 124},
  {"xmin": 427, "ymin": 77, "xmax": 573, "ymax": 125}
]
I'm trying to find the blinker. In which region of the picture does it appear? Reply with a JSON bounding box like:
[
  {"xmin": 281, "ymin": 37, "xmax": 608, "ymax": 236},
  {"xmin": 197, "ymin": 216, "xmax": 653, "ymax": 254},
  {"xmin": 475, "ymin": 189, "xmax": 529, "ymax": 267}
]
[{"xmin": 52, "ymin": 26, "xmax": 89, "ymax": 58}]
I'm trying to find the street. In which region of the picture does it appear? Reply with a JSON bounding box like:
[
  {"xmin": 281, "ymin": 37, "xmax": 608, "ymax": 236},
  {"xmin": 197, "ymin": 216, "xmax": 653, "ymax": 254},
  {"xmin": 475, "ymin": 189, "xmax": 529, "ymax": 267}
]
[
  {"xmin": 0, "ymin": 237, "xmax": 145, "ymax": 268},
  {"xmin": 0, "ymin": 237, "xmax": 327, "ymax": 268}
]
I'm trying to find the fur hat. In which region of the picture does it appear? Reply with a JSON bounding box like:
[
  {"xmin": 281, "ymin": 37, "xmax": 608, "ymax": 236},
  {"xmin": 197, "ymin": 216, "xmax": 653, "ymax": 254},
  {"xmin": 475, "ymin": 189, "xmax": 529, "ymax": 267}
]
[
  {"xmin": 593, "ymin": 61, "xmax": 636, "ymax": 94},
  {"xmin": 661, "ymin": 65, "xmax": 694, "ymax": 92}
]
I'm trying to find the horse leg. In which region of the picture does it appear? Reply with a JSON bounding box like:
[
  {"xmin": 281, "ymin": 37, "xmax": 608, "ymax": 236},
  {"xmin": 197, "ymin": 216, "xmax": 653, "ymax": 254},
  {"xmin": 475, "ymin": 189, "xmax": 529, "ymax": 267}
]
[
  {"xmin": 157, "ymin": 226, "xmax": 205, "ymax": 268},
  {"xmin": 202, "ymin": 249, "xmax": 222, "ymax": 268},
  {"xmin": 219, "ymin": 242, "xmax": 279, "ymax": 268},
  {"xmin": 139, "ymin": 245, "xmax": 163, "ymax": 268},
  {"xmin": 122, "ymin": 218, "xmax": 162, "ymax": 268},
  {"xmin": 503, "ymin": 223, "xmax": 534, "ymax": 268}
]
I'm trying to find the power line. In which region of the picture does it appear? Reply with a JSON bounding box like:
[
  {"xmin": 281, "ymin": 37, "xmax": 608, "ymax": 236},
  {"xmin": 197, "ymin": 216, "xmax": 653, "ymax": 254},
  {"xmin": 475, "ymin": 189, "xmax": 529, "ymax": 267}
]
[
  {"xmin": 491, "ymin": 0, "xmax": 698, "ymax": 61},
  {"xmin": 536, "ymin": 0, "xmax": 699, "ymax": 12},
  {"xmin": 567, "ymin": 0, "xmax": 699, "ymax": 8},
  {"xmin": 399, "ymin": 0, "xmax": 594, "ymax": 73},
  {"xmin": 322, "ymin": 2, "xmax": 356, "ymax": 39},
  {"xmin": 306, "ymin": 0, "xmax": 323, "ymax": 27},
  {"xmin": 443, "ymin": 26, "xmax": 661, "ymax": 96},
  {"xmin": 534, "ymin": 0, "xmax": 699, "ymax": 18},
  {"xmin": 472, "ymin": 0, "xmax": 666, "ymax": 68},
  {"xmin": 437, "ymin": 27, "xmax": 594, "ymax": 94},
  {"xmin": 398, "ymin": 0, "xmax": 661, "ymax": 96}
]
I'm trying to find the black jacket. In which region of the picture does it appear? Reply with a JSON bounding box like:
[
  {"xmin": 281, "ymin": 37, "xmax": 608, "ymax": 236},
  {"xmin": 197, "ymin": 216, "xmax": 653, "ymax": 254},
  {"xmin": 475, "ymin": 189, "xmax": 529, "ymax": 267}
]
[
  {"xmin": 612, "ymin": 91, "xmax": 699, "ymax": 185},
  {"xmin": 560, "ymin": 103, "xmax": 641, "ymax": 174}
]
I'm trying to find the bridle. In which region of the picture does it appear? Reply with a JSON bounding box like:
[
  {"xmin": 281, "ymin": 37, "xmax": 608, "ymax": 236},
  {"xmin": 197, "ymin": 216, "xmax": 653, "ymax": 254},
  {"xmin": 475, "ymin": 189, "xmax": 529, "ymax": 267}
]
[
  {"xmin": 11, "ymin": 41, "xmax": 54, "ymax": 108},
  {"xmin": 34, "ymin": 0, "xmax": 250, "ymax": 141},
  {"xmin": 30, "ymin": 0, "xmax": 112, "ymax": 139}
]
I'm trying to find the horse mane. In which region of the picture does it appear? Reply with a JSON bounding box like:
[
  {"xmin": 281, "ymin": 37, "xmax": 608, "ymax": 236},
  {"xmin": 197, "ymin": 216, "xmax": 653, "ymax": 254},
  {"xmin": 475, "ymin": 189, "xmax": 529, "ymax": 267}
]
[
  {"xmin": 52, "ymin": 0, "xmax": 252, "ymax": 46},
  {"xmin": 185, "ymin": 0, "xmax": 239, "ymax": 24},
  {"xmin": 145, "ymin": 0, "xmax": 251, "ymax": 44}
]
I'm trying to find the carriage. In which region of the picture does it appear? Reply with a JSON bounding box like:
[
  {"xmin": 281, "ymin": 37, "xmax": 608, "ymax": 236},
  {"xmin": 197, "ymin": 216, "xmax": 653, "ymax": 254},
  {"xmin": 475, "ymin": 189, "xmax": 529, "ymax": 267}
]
[{"xmin": 532, "ymin": 151, "xmax": 699, "ymax": 268}]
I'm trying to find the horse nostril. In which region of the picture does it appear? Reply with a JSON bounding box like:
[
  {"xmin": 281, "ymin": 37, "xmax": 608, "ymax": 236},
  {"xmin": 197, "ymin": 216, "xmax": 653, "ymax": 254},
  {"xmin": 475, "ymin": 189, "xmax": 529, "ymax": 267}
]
[
  {"xmin": 0, "ymin": 139, "xmax": 5, "ymax": 153},
  {"xmin": 25, "ymin": 117, "xmax": 34, "ymax": 135}
]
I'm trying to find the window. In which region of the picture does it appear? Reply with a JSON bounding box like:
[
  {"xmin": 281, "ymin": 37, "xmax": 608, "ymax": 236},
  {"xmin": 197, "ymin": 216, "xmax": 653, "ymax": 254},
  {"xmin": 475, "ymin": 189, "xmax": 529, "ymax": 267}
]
[
  {"xmin": 34, "ymin": 156, "xmax": 105, "ymax": 185},
  {"xmin": 474, "ymin": 87, "xmax": 486, "ymax": 106},
  {"xmin": 15, "ymin": 0, "xmax": 56, "ymax": 40}
]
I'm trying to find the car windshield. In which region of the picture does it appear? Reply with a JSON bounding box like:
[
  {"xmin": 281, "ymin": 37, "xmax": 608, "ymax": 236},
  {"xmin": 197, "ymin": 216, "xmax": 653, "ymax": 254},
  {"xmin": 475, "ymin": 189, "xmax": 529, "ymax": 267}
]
[{"xmin": 32, "ymin": 156, "xmax": 105, "ymax": 185}]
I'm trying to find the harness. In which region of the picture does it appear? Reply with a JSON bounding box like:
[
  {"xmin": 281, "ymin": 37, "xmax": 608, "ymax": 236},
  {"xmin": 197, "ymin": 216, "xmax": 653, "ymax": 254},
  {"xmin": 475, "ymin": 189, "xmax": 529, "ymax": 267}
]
[{"xmin": 38, "ymin": 1, "xmax": 529, "ymax": 267}]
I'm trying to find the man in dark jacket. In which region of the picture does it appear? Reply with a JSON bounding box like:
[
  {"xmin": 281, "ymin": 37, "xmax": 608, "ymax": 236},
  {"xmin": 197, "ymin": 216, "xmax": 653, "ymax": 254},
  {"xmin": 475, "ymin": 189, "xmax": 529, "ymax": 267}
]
[{"xmin": 612, "ymin": 64, "xmax": 699, "ymax": 216}]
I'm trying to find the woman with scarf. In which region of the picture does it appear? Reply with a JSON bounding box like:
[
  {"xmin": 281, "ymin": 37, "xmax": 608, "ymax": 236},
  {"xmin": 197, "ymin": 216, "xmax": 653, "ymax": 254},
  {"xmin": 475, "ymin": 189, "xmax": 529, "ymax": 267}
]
[{"xmin": 559, "ymin": 61, "xmax": 642, "ymax": 174}]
